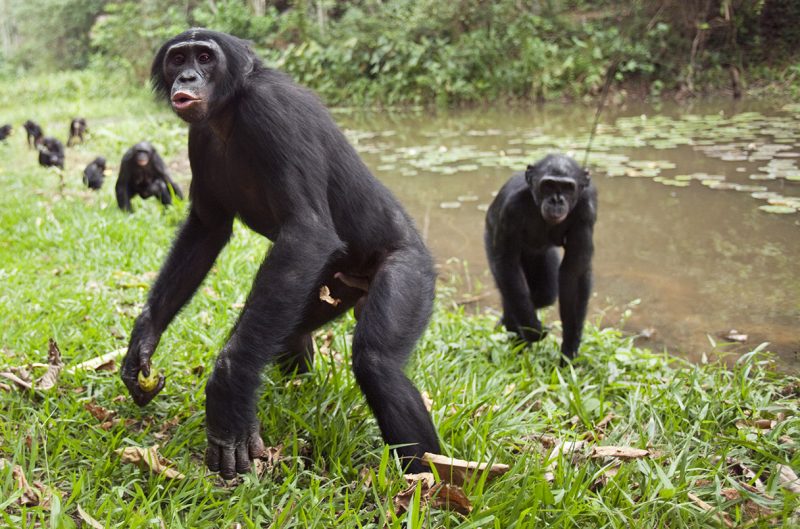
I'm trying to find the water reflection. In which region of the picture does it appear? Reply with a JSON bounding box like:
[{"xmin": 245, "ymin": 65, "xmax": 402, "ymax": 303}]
[{"xmin": 336, "ymin": 100, "xmax": 799, "ymax": 370}]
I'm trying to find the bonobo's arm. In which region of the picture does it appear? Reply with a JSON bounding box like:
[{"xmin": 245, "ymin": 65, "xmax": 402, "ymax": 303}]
[
  {"xmin": 153, "ymin": 153, "xmax": 184, "ymax": 201},
  {"xmin": 558, "ymin": 222, "xmax": 594, "ymax": 359},
  {"xmin": 121, "ymin": 207, "xmax": 233, "ymax": 405},
  {"xmin": 115, "ymin": 159, "xmax": 134, "ymax": 212}
]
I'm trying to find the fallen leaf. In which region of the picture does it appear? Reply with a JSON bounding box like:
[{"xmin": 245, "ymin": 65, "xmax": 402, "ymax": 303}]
[
  {"xmin": 116, "ymin": 445, "xmax": 185, "ymax": 480},
  {"xmin": 36, "ymin": 338, "xmax": 64, "ymax": 390},
  {"xmin": 0, "ymin": 371, "xmax": 32, "ymax": 390},
  {"xmin": 688, "ymin": 492, "xmax": 734, "ymax": 528},
  {"xmin": 422, "ymin": 453, "xmax": 509, "ymax": 486},
  {"xmin": 67, "ymin": 348, "xmax": 126, "ymax": 374},
  {"xmin": 77, "ymin": 505, "xmax": 104, "ymax": 529},
  {"xmin": 722, "ymin": 329, "xmax": 748, "ymax": 342},
  {"xmin": 594, "ymin": 413, "xmax": 617, "ymax": 431},
  {"xmin": 0, "ymin": 458, "xmax": 51, "ymax": 508},
  {"xmin": 84, "ymin": 401, "xmax": 116, "ymax": 422},
  {"xmin": 393, "ymin": 472, "xmax": 472, "ymax": 516},
  {"xmin": 777, "ymin": 464, "xmax": 800, "ymax": 494},
  {"xmin": 319, "ymin": 286, "xmax": 341, "ymax": 306},
  {"xmin": 590, "ymin": 446, "xmax": 650, "ymax": 460},
  {"xmin": 421, "ymin": 391, "xmax": 433, "ymax": 412}
]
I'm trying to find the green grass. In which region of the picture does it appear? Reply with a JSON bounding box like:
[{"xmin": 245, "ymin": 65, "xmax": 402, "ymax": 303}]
[{"xmin": 0, "ymin": 72, "xmax": 798, "ymax": 528}]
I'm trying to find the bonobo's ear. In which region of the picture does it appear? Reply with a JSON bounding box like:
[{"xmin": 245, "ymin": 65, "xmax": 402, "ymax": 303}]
[{"xmin": 524, "ymin": 164, "xmax": 536, "ymax": 185}]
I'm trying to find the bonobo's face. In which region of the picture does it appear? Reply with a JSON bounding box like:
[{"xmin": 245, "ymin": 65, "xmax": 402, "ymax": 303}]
[
  {"xmin": 536, "ymin": 176, "xmax": 578, "ymax": 225},
  {"xmin": 135, "ymin": 150, "xmax": 150, "ymax": 167},
  {"xmin": 528, "ymin": 156, "xmax": 588, "ymax": 225},
  {"xmin": 162, "ymin": 39, "xmax": 226, "ymax": 122}
]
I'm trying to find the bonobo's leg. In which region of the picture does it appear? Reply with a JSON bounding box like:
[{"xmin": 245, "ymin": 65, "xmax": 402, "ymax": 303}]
[
  {"xmin": 277, "ymin": 276, "xmax": 363, "ymax": 374},
  {"xmin": 488, "ymin": 250, "xmax": 541, "ymax": 342},
  {"xmin": 351, "ymin": 246, "xmax": 439, "ymax": 472},
  {"xmin": 522, "ymin": 247, "xmax": 559, "ymax": 309}
]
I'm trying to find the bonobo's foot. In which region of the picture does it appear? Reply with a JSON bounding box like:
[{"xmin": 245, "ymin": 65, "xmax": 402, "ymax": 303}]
[{"xmin": 205, "ymin": 423, "xmax": 266, "ymax": 479}]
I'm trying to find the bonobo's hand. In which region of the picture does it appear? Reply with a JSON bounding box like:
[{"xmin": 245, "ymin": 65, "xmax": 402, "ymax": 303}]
[
  {"xmin": 204, "ymin": 375, "xmax": 265, "ymax": 479},
  {"xmin": 120, "ymin": 309, "xmax": 165, "ymax": 406},
  {"xmin": 519, "ymin": 325, "xmax": 548, "ymax": 344}
]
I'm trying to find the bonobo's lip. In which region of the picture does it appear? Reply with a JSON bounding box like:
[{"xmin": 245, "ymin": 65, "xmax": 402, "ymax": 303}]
[
  {"xmin": 171, "ymin": 91, "xmax": 202, "ymax": 110},
  {"xmin": 545, "ymin": 212, "xmax": 568, "ymax": 225}
]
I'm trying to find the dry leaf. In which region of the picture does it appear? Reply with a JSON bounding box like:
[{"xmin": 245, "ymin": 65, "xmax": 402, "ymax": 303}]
[
  {"xmin": 393, "ymin": 473, "xmax": 472, "ymax": 516},
  {"xmin": 777, "ymin": 464, "xmax": 800, "ymax": 494},
  {"xmin": 594, "ymin": 413, "xmax": 617, "ymax": 431},
  {"xmin": 0, "ymin": 459, "xmax": 50, "ymax": 508},
  {"xmin": 67, "ymin": 348, "xmax": 126, "ymax": 374},
  {"xmin": 590, "ymin": 446, "xmax": 650, "ymax": 460},
  {"xmin": 0, "ymin": 371, "xmax": 33, "ymax": 390},
  {"xmin": 36, "ymin": 338, "xmax": 64, "ymax": 390},
  {"xmin": 422, "ymin": 453, "xmax": 509, "ymax": 487},
  {"xmin": 116, "ymin": 445, "xmax": 185, "ymax": 480},
  {"xmin": 421, "ymin": 391, "xmax": 433, "ymax": 412},
  {"xmin": 688, "ymin": 492, "xmax": 734, "ymax": 528},
  {"xmin": 84, "ymin": 401, "xmax": 116, "ymax": 422},
  {"xmin": 319, "ymin": 286, "xmax": 341, "ymax": 306},
  {"xmin": 77, "ymin": 504, "xmax": 104, "ymax": 529}
]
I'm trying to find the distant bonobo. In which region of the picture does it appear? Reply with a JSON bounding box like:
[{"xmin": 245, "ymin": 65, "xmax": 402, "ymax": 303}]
[
  {"xmin": 37, "ymin": 137, "xmax": 65, "ymax": 169},
  {"xmin": 67, "ymin": 118, "xmax": 87, "ymax": 146},
  {"xmin": 115, "ymin": 142, "xmax": 183, "ymax": 212},
  {"xmin": 83, "ymin": 157, "xmax": 106, "ymax": 190},
  {"xmin": 485, "ymin": 154, "xmax": 597, "ymax": 360},
  {"xmin": 0, "ymin": 124, "xmax": 11, "ymax": 141},
  {"xmin": 23, "ymin": 120, "xmax": 43, "ymax": 148},
  {"xmin": 119, "ymin": 28, "xmax": 440, "ymax": 478}
]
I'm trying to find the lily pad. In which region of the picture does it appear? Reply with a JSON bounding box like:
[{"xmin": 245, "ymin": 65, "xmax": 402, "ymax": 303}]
[{"xmin": 758, "ymin": 205, "xmax": 796, "ymax": 214}]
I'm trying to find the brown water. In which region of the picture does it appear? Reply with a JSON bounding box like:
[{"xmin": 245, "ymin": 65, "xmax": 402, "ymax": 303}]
[{"xmin": 336, "ymin": 100, "xmax": 800, "ymax": 370}]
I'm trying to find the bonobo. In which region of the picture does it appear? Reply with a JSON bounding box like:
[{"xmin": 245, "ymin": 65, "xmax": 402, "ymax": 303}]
[
  {"xmin": 83, "ymin": 157, "xmax": 107, "ymax": 190},
  {"xmin": 115, "ymin": 142, "xmax": 183, "ymax": 212},
  {"xmin": 38, "ymin": 137, "xmax": 65, "ymax": 169},
  {"xmin": 484, "ymin": 154, "xmax": 597, "ymax": 360},
  {"xmin": 23, "ymin": 120, "xmax": 43, "ymax": 148},
  {"xmin": 0, "ymin": 124, "xmax": 11, "ymax": 141},
  {"xmin": 120, "ymin": 29, "xmax": 440, "ymax": 478},
  {"xmin": 67, "ymin": 118, "xmax": 87, "ymax": 146}
]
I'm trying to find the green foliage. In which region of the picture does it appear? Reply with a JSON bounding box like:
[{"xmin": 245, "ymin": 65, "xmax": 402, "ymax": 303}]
[
  {"xmin": 89, "ymin": 0, "xmax": 187, "ymax": 81},
  {"xmin": 0, "ymin": 0, "xmax": 798, "ymax": 104}
]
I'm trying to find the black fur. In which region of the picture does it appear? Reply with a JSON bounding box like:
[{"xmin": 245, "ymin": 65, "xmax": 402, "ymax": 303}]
[
  {"xmin": 115, "ymin": 142, "xmax": 183, "ymax": 212},
  {"xmin": 83, "ymin": 156, "xmax": 106, "ymax": 190},
  {"xmin": 121, "ymin": 29, "xmax": 440, "ymax": 478},
  {"xmin": 485, "ymin": 154, "xmax": 597, "ymax": 360},
  {"xmin": 37, "ymin": 137, "xmax": 64, "ymax": 169},
  {"xmin": 0, "ymin": 124, "xmax": 11, "ymax": 141},
  {"xmin": 23, "ymin": 120, "xmax": 43, "ymax": 149},
  {"xmin": 68, "ymin": 117, "xmax": 87, "ymax": 146}
]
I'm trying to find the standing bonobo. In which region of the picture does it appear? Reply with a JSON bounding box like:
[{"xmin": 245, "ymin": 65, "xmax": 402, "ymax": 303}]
[
  {"xmin": 115, "ymin": 142, "xmax": 184, "ymax": 212},
  {"xmin": 485, "ymin": 154, "xmax": 597, "ymax": 360},
  {"xmin": 23, "ymin": 120, "xmax": 43, "ymax": 148},
  {"xmin": 67, "ymin": 118, "xmax": 87, "ymax": 146},
  {"xmin": 120, "ymin": 29, "xmax": 440, "ymax": 478}
]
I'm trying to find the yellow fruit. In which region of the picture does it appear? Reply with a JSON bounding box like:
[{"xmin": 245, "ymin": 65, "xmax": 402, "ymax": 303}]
[{"xmin": 137, "ymin": 370, "xmax": 160, "ymax": 392}]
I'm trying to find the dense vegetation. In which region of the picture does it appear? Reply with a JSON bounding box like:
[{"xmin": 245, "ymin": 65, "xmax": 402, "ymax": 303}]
[{"xmin": 1, "ymin": 1, "xmax": 799, "ymax": 106}]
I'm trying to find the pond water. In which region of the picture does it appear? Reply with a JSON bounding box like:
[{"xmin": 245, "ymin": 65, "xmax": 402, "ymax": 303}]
[{"xmin": 336, "ymin": 99, "xmax": 800, "ymax": 370}]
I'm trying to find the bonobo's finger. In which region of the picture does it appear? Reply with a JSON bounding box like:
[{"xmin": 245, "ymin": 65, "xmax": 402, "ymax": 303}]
[
  {"xmin": 235, "ymin": 445, "xmax": 251, "ymax": 474},
  {"xmin": 205, "ymin": 444, "xmax": 220, "ymax": 471},
  {"xmin": 248, "ymin": 433, "xmax": 266, "ymax": 459},
  {"xmin": 219, "ymin": 446, "xmax": 237, "ymax": 480}
]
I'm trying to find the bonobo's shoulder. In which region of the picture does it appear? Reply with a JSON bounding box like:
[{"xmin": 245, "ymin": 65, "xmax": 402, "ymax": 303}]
[{"xmin": 496, "ymin": 171, "xmax": 529, "ymax": 202}]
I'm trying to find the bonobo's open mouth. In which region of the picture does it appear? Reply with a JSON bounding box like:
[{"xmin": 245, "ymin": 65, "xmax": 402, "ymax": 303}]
[{"xmin": 171, "ymin": 91, "xmax": 201, "ymax": 110}]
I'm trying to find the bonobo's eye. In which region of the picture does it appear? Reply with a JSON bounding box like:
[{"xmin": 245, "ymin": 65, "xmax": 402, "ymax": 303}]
[
  {"xmin": 198, "ymin": 52, "xmax": 212, "ymax": 64},
  {"xmin": 172, "ymin": 53, "xmax": 186, "ymax": 66}
]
